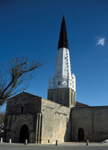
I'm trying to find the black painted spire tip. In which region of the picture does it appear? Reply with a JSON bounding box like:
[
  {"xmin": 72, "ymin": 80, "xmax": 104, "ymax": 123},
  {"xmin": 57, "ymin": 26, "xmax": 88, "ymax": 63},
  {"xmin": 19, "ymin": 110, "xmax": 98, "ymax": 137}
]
[{"xmin": 58, "ymin": 16, "xmax": 69, "ymax": 49}]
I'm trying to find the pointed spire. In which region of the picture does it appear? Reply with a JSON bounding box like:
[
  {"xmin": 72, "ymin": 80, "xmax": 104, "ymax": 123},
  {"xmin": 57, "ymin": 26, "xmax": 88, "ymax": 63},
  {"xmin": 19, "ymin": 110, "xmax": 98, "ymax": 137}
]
[{"xmin": 58, "ymin": 16, "xmax": 69, "ymax": 49}]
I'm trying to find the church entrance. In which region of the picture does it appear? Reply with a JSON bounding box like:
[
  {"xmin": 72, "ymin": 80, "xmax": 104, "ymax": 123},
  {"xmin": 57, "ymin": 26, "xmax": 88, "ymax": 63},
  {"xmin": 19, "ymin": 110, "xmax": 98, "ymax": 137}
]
[
  {"xmin": 19, "ymin": 124, "xmax": 29, "ymax": 143},
  {"xmin": 78, "ymin": 128, "xmax": 84, "ymax": 141}
]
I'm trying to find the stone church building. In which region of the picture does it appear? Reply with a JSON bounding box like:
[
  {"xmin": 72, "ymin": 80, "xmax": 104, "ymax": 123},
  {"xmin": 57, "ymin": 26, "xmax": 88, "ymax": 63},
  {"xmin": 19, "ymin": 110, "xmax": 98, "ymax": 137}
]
[{"xmin": 4, "ymin": 16, "xmax": 108, "ymax": 143}]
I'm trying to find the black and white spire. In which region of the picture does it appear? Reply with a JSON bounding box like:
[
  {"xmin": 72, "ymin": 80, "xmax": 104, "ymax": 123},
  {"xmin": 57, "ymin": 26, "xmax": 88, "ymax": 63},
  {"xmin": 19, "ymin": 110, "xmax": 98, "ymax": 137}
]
[{"xmin": 48, "ymin": 16, "xmax": 76, "ymax": 91}]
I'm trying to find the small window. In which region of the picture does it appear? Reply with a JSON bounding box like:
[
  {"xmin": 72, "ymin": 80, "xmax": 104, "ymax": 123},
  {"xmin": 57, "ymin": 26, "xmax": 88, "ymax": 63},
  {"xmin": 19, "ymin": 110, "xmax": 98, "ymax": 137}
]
[
  {"xmin": 58, "ymin": 81, "xmax": 60, "ymax": 85},
  {"xmin": 21, "ymin": 106, "xmax": 23, "ymax": 114}
]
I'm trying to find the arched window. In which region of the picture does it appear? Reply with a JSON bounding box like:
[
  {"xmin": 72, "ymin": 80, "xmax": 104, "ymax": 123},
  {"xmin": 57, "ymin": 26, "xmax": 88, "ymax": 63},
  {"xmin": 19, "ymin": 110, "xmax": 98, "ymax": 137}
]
[
  {"xmin": 21, "ymin": 106, "xmax": 23, "ymax": 114},
  {"xmin": 78, "ymin": 128, "xmax": 84, "ymax": 141}
]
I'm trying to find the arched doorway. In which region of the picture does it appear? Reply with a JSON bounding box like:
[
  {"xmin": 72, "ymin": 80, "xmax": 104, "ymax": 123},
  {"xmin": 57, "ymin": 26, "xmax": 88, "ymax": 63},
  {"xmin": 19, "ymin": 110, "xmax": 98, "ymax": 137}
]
[
  {"xmin": 19, "ymin": 124, "xmax": 29, "ymax": 143},
  {"xmin": 78, "ymin": 128, "xmax": 84, "ymax": 141}
]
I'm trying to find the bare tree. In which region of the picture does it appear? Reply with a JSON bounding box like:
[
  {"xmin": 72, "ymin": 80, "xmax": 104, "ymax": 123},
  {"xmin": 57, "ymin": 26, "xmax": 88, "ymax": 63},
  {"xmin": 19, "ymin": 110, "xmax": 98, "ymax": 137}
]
[{"xmin": 0, "ymin": 56, "xmax": 42, "ymax": 106}]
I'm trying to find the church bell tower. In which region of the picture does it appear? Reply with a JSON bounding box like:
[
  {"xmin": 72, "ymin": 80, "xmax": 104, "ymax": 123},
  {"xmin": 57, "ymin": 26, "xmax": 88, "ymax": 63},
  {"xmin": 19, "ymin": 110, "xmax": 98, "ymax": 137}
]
[{"xmin": 48, "ymin": 16, "xmax": 76, "ymax": 108}]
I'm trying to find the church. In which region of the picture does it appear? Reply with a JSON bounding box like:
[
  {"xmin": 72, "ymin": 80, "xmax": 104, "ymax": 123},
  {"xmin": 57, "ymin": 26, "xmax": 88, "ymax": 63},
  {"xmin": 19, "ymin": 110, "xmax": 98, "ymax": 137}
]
[{"xmin": 4, "ymin": 16, "xmax": 108, "ymax": 143}]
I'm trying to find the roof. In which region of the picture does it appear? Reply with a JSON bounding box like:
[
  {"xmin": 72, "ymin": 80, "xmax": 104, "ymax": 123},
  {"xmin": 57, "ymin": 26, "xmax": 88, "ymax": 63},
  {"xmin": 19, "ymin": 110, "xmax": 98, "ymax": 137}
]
[
  {"xmin": 58, "ymin": 16, "xmax": 69, "ymax": 49},
  {"xmin": 7, "ymin": 91, "xmax": 42, "ymax": 101}
]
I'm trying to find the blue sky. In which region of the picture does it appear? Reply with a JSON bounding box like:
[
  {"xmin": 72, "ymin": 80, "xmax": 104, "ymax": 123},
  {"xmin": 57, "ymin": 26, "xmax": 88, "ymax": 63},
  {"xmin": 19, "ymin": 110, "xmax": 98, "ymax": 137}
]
[{"xmin": 0, "ymin": 0, "xmax": 108, "ymax": 111}]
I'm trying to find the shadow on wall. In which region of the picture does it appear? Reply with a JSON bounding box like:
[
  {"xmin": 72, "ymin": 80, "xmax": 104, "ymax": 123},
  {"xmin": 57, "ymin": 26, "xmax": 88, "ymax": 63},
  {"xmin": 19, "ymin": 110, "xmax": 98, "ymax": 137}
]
[
  {"xmin": 64, "ymin": 111, "xmax": 71, "ymax": 142},
  {"xmin": 64, "ymin": 110, "xmax": 85, "ymax": 142}
]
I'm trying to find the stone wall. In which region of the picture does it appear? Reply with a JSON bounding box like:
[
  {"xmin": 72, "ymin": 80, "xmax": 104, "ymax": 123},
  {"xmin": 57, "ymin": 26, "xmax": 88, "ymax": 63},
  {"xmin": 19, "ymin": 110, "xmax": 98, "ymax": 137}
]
[
  {"xmin": 6, "ymin": 92, "xmax": 41, "ymax": 114},
  {"xmin": 4, "ymin": 92, "xmax": 71, "ymax": 144},
  {"xmin": 71, "ymin": 106, "xmax": 108, "ymax": 142},
  {"xmin": 4, "ymin": 92, "xmax": 42, "ymax": 143},
  {"xmin": 4, "ymin": 113, "xmax": 36, "ymax": 143},
  {"xmin": 41, "ymin": 98, "xmax": 71, "ymax": 144},
  {"xmin": 47, "ymin": 88, "xmax": 76, "ymax": 108}
]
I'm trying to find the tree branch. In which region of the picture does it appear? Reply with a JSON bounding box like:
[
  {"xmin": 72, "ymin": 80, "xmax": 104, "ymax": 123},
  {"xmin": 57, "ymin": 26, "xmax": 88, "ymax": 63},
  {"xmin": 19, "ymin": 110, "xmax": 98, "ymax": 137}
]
[{"xmin": 0, "ymin": 56, "xmax": 43, "ymax": 106}]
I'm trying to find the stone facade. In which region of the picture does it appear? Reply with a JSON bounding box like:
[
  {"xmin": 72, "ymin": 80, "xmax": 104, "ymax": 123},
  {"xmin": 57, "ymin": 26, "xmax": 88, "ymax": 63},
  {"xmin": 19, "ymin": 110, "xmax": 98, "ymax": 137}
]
[
  {"xmin": 4, "ymin": 91, "xmax": 108, "ymax": 143},
  {"xmin": 71, "ymin": 106, "xmax": 108, "ymax": 142},
  {"xmin": 47, "ymin": 88, "xmax": 76, "ymax": 108},
  {"xmin": 41, "ymin": 98, "xmax": 71, "ymax": 143},
  {"xmin": 4, "ymin": 92, "xmax": 41, "ymax": 143},
  {"xmin": 4, "ymin": 92, "xmax": 71, "ymax": 143}
]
